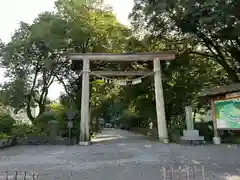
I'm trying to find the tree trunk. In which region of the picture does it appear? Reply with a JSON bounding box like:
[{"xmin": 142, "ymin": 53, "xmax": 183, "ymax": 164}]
[
  {"xmin": 26, "ymin": 94, "xmax": 35, "ymax": 122},
  {"xmin": 38, "ymin": 103, "xmax": 46, "ymax": 116}
]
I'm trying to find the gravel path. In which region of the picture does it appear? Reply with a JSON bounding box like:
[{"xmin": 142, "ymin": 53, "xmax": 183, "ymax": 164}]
[{"xmin": 0, "ymin": 129, "xmax": 240, "ymax": 179}]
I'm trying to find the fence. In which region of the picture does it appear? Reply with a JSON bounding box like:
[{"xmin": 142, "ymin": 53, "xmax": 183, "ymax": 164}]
[
  {"xmin": 0, "ymin": 171, "xmax": 39, "ymax": 180},
  {"xmin": 1, "ymin": 165, "xmax": 239, "ymax": 180},
  {"xmin": 160, "ymin": 164, "xmax": 239, "ymax": 180}
]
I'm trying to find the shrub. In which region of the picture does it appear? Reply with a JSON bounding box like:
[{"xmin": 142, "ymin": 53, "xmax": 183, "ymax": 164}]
[
  {"xmin": 50, "ymin": 103, "xmax": 80, "ymax": 138},
  {"xmin": 0, "ymin": 112, "xmax": 15, "ymax": 134},
  {"xmin": 195, "ymin": 121, "xmax": 213, "ymax": 142},
  {"xmin": 0, "ymin": 132, "xmax": 8, "ymax": 140},
  {"xmin": 11, "ymin": 124, "xmax": 46, "ymax": 137},
  {"xmin": 34, "ymin": 111, "xmax": 56, "ymax": 131},
  {"xmin": 167, "ymin": 116, "xmax": 185, "ymax": 142},
  {"xmin": 117, "ymin": 110, "xmax": 144, "ymax": 129}
]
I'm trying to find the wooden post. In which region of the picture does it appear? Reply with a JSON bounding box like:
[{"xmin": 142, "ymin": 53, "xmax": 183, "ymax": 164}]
[
  {"xmin": 211, "ymin": 98, "xmax": 221, "ymax": 144},
  {"xmin": 211, "ymin": 99, "xmax": 218, "ymax": 137},
  {"xmin": 153, "ymin": 58, "xmax": 168, "ymax": 143},
  {"xmin": 80, "ymin": 58, "xmax": 90, "ymax": 144}
]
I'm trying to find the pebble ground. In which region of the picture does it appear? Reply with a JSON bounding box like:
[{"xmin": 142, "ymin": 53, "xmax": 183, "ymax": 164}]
[{"xmin": 0, "ymin": 129, "xmax": 240, "ymax": 180}]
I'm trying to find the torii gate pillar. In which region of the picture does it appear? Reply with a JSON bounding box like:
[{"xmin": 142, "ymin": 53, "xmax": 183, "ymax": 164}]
[
  {"xmin": 79, "ymin": 58, "xmax": 90, "ymax": 145},
  {"xmin": 153, "ymin": 58, "xmax": 168, "ymax": 143}
]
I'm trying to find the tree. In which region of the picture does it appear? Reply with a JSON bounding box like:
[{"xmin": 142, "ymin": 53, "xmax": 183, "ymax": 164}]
[
  {"xmin": 130, "ymin": 0, "xmax": 240, "ymax": 82},
  {"xmin": 107, "ymin": 35, "xmax": 229, "ymax": 138},
  {"xmin": 1, "ymin": 12, "xmax": 68, "ymax": 122},
  {"xmin": 55, "ymin": 0, "xmax": 132, "ymax": 112}
]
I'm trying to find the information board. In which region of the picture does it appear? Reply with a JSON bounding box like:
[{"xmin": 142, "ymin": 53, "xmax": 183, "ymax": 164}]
[{"xmin": 214, "ymin": 97, "xmax": 240, "ymax": 129}]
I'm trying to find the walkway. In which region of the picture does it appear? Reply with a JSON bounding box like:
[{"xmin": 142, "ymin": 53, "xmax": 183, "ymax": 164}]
[{"xmin": 0, "ymin": 129, "xmax": 240, "ymax": 179}]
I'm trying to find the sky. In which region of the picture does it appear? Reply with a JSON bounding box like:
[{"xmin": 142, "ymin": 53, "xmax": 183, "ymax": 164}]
[{"xmin": 0, "ymin": 0, "xmax": 134, "ymax": 100}]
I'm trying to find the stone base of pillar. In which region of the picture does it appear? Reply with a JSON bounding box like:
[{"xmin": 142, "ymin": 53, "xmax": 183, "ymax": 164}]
[
  {"xmin": 158, "ymin": 137, "xmax": 169, "ymax": 144},
  {"xmin": 180, "ymin": 130, "xmax": 205, "ymax": 146},
  {"xmin": 213, "ymin": 137, "xmax": 221, "ymax": 145},
  {"xmin": 147, "ymin": 132, "xmax": 152, "ymax": 136},
  {"xmin": 79, "ymin": 141, "xmax": 91, "ymax": 146}
]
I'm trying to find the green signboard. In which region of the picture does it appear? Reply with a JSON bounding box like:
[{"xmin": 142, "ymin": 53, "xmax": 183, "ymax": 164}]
[{"xmin": 214, "ymin": 97, "xmax": 240, "ymax": 129}]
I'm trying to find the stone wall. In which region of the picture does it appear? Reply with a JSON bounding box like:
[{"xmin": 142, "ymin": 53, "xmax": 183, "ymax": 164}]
[
  {"xmin": 18, "ymin": 136, "xmax": 77, "ymax": 145},
  {"xmin": 0, "ymin": 136, "xmax": 77, "ymax": 149},
  {"xmin": 0, "ymin": 136, "xmax": 17, "ymax": 149}
]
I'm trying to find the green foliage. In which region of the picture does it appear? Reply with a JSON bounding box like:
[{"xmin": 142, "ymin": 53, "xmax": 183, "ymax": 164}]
[
  {"xmin": 0, "ymin": 11, "xmax": 69, "ymax": 122},
  {"xmin": 11, "ymin": 124, "xmax": 46, "ymax": 137},
  {"xmin": 195, "ymin": 122, "xmax": 214, "ymax": 142},
  {"xmin": 116, "ymin": 110, "xmax": 145, "ymax": 128},
  {"xmin": 34, "ymin": 111, "xmax": 56, "ymax": 130},
  {"xmin": 168, "ymin": 116, "xmax": 185, "ymax": 142},
  {"xmin": 0, "ymin": 0, "xmax": 132, "ymax": 125},
  {"xmin": 0, "ymin": 132, "xmax": 8, "ymax": 140},
  {"xmin": 49, "ymin": 103, "xmax": 80, "ymax": 138},
  {"xmin": 0, "ymin": 112, "xmax": 15, "ymax": 134},
  {"xmin": 49, "ymin": 103, "xmax": 68, "ymax": 136},
  {"xmin": 131, "ymin": 0, "xmax": 240, "ymax": 82}
]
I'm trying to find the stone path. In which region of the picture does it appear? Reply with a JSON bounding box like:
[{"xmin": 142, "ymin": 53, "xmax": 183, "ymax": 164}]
[{"xmin": 0, "ymin": 129, "xmax": 240, "ymax": 179}]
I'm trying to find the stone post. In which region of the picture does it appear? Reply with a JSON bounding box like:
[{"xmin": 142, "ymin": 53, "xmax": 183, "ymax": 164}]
[
  {"xmin": 80, "ymin": 58, "xmax": 90, "ymax": 145},
  {"xmin": 185, "ymin": 106, "xmax": 194, "ymax": 130},
  {"xmin": 180, "ymin": 106, "xmax": 204, "ymax": 144},
  {"xmin": 48, "ymin": 120, "xmax": 58, "ymax": 140},
  {"xmin": 153, "ymin": 58, "xmax": 168, "ymax": 143}
]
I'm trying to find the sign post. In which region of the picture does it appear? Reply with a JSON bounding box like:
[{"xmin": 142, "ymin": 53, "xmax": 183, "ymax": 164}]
[{"xmin": 66, "ymin": 112, "xmax": 75, "ymax": 145}]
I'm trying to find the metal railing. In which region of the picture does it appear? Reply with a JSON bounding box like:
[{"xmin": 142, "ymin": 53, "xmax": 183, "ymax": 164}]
[
  {"xmin": 0, "ymin": 171, "xmax": 39, "ymax": 180},
  {"xmin": 160, "ymin": 164, "xmax": 237, "ymax": 180},
  {"xmin": 161, "ymin": 165, "xmax": 206, "ymax": 180}
]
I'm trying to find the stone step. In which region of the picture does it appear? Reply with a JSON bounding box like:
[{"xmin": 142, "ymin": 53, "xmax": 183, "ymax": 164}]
[
  {"xmin": 183, "ymin": 130, "xmax": 199, "ymax": 137},
  {"xmin": 180, "ymin": 136, "xmax": 204, "ymax": 141},
  {"xmin": 179, "ymin": 139, "xmax": 205, "ymax": 146}
]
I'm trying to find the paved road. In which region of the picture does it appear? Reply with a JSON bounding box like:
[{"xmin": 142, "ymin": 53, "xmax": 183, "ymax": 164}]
[{"xmin": 0, "ymin": 129, "xmax": 240, "ymax": 179}]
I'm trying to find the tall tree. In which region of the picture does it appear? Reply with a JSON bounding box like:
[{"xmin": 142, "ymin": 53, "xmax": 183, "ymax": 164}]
[
  {"xmin": 130, "ymin": 0, "xmax": 240, "ymax": 82},
  {"xmin": 1, "ymin": 12, "xmax": 68, "ymax": 122},
  {"xmin": 55, "ymin": 0, "xmax": 132, "ymax": 111}
]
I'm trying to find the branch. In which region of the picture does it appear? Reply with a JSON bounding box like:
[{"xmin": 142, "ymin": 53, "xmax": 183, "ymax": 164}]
[
  {"xmin": 188, "ymin": 51, "xmax": 215, "ymax": 58},
  {"xmin": 56, "ymin": 75, "xmax": 72, "ymax": 97},
  {"xmin": 39, "ymin": 75, "xmax": 55, "ymax": 104},
  {"xmin": 236, "ymin": 38, "xmax": 240, "ymax": 47},
  {"xmin": 42, "ymin": 88, "xmax": 49, "ymax": 105},
  {"xmin": 198, "ymin": 32, "xmax": 240, "ymax": 82},
  {"xmin": 39, "ymin": 59, "xmax": 68, "ymax": 104}
]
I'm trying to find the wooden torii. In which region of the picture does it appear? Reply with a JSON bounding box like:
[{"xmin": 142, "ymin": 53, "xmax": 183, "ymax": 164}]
[{"xmin": 68, "ymin": 52, "xmax": 175, "ymax": 145}]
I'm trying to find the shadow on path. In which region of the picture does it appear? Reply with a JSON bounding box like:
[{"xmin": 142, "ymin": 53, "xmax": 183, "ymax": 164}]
[{"xmin": 91, "ymin": 128, "xmax": 149, "ymax": 144}]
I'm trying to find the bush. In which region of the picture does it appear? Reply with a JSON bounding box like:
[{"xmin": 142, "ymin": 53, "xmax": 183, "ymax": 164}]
[
  {"xmin": 168, "ymin": 116, "xmax": 185, "ymax": 142},
  {"xmin": 117, "ymin": 110, "xmax": 145, "ymax": 129},
  {"xmin": 34, "ymin": 111, "xmax": 56, "ymax": 131},
  {"xmin": 0, "ymin": 112, "xmax": 15, "ymax": 134},
  {"xmin": 220, "ymin": 130, "xmax": 240, "ymax": 144},
  {"xmin": 11, "ymin": 124, "xmax": 46, "ymax": 137},
  {"xmin": 50, "ymin": 103, "xmax": 80, "ymax": 138},
  {"xmin": 0, "ymin": 132, "xmax": 8, "ymax": 140},
  {"xmin": 195, "ymin": 122, "xmax": 213, "ymax": 142}
]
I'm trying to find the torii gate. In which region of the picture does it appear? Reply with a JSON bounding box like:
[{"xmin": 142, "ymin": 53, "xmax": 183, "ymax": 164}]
[{"xmin": 68, "ymin": 52, "xmax": 175, "ymax": 145}]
